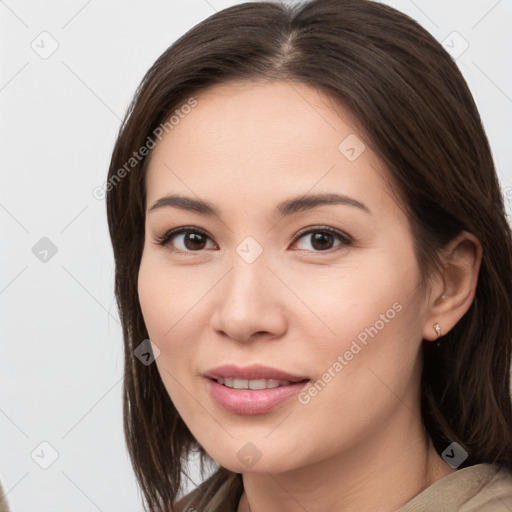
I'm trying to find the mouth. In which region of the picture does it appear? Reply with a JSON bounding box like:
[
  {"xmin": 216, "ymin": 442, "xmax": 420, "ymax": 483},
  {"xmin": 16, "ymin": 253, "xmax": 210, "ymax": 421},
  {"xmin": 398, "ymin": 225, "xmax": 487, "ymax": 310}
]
[
  {"xmin": 203, "ymin": 364, "xmax": 310, "ymax": 414},
  {"xmin": 203, "ymin": 363, "xmax": 309, "ymax": 386},
  {"xmin": 211, "ymin": 376, "xmax": 309, "ymax": 390}
]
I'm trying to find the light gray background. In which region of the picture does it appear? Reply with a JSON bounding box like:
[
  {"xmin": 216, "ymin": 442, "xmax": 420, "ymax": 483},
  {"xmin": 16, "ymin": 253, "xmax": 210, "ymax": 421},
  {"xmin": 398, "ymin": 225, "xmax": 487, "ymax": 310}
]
[{"xmin": 1, "ymin": 0, "xmax": 511, "ymax": 511}]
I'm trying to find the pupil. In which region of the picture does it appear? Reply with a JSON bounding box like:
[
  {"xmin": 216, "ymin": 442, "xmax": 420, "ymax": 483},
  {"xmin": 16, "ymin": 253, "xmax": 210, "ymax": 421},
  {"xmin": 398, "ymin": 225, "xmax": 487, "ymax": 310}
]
[
  {"xmin": 185, "ymin": 232, "xmax": 206, "ymax": 250},
  {"xmin": 312, "ymin": 232, "xmax": 333, "ymax": 250}
]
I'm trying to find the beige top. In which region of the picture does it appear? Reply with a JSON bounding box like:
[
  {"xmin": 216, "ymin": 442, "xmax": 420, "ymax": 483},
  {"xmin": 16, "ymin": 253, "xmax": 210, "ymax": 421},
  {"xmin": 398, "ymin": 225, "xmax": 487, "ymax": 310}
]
[
  {"xmin": 176, "ymin": 463, "xmax": 512, "ymax": 512},
  {"xmin": 397, "ymin": 463, "xmax": 512, "ymax": 511}
]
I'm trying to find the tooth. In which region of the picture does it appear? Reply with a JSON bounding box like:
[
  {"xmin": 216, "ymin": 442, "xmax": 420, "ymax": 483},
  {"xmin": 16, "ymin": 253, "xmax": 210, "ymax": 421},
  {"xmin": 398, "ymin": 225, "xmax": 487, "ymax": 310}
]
[
  {"xmin": 217, "ymin": 377, "xmax": 299, "ymax": 389},
  {"xmin": 233, "ymin": 378, "xmax": 249, "ymax": 389},
  {"xmin": 248, "ymin": 379, "xmax": 267, "ymax": 390}
]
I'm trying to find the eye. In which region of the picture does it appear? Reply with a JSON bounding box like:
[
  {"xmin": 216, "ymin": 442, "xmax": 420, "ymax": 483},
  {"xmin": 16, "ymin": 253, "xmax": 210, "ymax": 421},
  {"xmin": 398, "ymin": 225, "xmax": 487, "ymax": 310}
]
[
  {"xmin": 153, "ymin": 227, "xmax": 217, "ymax": 253},
  {"xmin": 153, "ymin": 225, "xmax": 352, "ymax": 254},
  {"xmin": 291, "ymin": 227, "xmax": 352, "ymax": 252}
]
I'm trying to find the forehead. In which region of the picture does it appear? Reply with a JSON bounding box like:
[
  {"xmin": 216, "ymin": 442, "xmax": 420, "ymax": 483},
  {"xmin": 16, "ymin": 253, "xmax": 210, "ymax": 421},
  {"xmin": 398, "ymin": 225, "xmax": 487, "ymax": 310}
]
[
  {"xmin": 144, "ymin": 80, "xmax": 397, "ymax": 219},
  {"xmin": 151, "ymin": 80, "xmax": 359, "ymax": 160}
]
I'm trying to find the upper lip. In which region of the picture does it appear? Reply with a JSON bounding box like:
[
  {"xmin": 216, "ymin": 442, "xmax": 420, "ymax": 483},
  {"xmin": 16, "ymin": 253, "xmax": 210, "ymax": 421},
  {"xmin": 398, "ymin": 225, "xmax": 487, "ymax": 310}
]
[{"xmin": 204, "ymin": 364, "xmax": 309, "ymax": 382}]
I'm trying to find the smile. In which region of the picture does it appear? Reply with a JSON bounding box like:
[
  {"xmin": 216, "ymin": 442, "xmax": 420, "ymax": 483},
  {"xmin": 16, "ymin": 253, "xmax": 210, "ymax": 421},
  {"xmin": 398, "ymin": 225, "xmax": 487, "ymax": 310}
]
[{"xmin": 215, "ymin": 377, "xmax": 296, "ymax": 389}]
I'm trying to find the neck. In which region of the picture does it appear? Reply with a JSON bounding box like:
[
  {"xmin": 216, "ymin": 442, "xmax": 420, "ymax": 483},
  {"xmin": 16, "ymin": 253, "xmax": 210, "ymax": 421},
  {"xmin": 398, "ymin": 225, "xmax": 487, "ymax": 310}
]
[{"xmin": 237, "ymin": 409, "xmax": 455, "ymax": 512}]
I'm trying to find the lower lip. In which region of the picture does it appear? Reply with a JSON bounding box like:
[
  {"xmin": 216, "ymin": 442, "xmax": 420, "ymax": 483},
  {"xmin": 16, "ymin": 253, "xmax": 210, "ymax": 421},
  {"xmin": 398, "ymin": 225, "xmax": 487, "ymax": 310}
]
[{"xmin": 205, "ymin": 378, "xmax": 309, "ymax": 415}]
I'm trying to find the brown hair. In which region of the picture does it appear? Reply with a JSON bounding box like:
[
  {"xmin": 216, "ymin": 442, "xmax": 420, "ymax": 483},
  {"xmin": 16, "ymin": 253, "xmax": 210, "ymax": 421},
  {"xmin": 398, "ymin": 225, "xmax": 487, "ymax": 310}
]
[{"xmin": 105, "ymin": 0, "xmax": 512, "ymax": 510}]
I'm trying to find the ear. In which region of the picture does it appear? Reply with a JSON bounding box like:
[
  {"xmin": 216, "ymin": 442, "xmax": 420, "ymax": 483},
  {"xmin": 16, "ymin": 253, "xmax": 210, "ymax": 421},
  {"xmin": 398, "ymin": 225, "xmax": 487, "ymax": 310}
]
[{"xmin": 422, "ymin": 231, "xmax": 483, "ymax": 341}]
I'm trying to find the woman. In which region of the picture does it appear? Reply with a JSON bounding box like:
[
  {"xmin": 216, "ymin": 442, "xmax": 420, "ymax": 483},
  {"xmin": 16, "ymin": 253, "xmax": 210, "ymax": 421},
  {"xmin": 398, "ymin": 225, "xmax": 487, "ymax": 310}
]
[{"xmin": 105, "ymin": 0, "xmax": 512, "ymax": 510}]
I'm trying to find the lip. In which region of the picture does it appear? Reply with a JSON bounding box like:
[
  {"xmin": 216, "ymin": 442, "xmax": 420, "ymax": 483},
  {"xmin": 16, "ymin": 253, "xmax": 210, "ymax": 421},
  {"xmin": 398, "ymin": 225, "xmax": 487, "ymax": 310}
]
[{"xmin": 203, "ymin": 364, "xmax": 309, "ymax": 415}]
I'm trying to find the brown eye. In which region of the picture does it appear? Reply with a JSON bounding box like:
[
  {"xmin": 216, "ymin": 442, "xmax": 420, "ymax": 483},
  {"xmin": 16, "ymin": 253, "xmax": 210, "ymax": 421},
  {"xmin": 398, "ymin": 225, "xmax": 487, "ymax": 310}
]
[
  {"xmin": 293, "ymin": 228, "xmax": 351, "ymax": 252},
  {"xmin": 182, "ymin": 232, "xmax": 207, "ymax": 250},
  {"xmin": 310, "ymin": 232, "xmax": 335, "ymax": 250},
  {"xmin": 154, "ymin": 228, "xmax": 216, "ymax": 252}
]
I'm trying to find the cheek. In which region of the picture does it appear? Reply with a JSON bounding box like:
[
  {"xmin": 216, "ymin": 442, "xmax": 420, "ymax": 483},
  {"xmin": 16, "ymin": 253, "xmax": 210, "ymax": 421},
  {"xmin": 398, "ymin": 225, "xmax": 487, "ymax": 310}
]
[
  {"xmin": 290, "ymin": 295, "xmax": 423, "ymax": 465},
  {"xmin": 137, "ymin": 252, "xmax": 198, "ymax": 411},
  {"xmin": 137, "ymin": 251, "xmax": 195, "ymax": 402},
  {"xmin": 277, "ymin": 252, "xmax": 420, "ymax": 352},
  {"xmin": 318, "ymin": 294, "xmax": 422, "ymax": 415},
  {"xmin": 293, "ymin": 251, "xmax": 424, "ymax": 406},
  {"xmin": 137, "ymin": 249, "xmax": 207, "ymax": 340},
  {"xmin": 137, "ymin": 248, "xmax": 225, "ymax": 397}
]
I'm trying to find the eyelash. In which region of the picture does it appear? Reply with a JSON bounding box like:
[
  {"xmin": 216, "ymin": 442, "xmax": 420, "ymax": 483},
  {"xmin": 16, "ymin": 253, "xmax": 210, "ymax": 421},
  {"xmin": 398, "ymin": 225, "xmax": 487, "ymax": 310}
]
[{"xmin": 152, "ymin": 225, "xmax": 353, "ymax": 254}]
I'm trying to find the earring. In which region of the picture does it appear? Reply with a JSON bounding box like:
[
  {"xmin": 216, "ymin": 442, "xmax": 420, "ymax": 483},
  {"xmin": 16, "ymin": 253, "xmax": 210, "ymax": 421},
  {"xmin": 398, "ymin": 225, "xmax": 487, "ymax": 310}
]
[{"xmin": 433, "ymin": 322, "xmax": 442, "ymax": 347}]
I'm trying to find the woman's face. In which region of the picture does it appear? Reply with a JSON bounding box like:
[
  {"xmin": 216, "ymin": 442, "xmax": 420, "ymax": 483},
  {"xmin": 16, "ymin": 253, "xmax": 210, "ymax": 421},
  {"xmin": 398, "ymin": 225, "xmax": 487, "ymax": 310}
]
[{"xmin": 138, "ymin": 80, "xmax": 431, "ymax": 473}]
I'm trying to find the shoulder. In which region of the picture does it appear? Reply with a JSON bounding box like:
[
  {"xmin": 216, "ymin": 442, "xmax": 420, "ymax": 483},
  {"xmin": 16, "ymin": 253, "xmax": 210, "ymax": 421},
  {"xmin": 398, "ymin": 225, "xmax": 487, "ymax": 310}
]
[
  {"xmin": 174, "ymin": 467, "xmax": 243, "ymax": 512},
  {"xmin": 459, "ymin": 463, "xmax": 512, "ymax": 511},
  {"xmin": 398, "ymin": 463, "xmax": 512, "ymax": 512}
]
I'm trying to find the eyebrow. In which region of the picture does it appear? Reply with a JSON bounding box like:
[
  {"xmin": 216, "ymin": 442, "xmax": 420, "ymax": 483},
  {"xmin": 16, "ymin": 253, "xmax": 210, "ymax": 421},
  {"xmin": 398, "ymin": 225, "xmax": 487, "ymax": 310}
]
[{"xmin": 148, "ymin": 192, "xmax": 371, "ymax": 218}]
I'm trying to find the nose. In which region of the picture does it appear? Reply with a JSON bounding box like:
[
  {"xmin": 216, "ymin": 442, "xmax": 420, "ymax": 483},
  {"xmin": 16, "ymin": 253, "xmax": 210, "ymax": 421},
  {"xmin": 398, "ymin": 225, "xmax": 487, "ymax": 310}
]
[{"xmin": 209, "ymin": 251, "xmax": 288, "ymax": 343}]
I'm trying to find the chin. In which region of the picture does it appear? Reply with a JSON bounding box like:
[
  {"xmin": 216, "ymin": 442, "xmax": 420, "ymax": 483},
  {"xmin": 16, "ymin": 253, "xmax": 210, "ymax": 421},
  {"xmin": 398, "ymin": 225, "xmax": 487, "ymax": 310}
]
[{"xmin": 206, "ymin": 446, "xmax": 299, "ymax": 475}]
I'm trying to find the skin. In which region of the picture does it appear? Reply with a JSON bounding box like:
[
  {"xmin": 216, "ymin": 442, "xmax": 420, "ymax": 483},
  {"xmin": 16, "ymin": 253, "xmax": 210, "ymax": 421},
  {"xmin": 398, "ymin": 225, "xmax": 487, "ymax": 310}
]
[{"xmin": 137, "ymin": 80, "xmax": 482, "ymax": 512}]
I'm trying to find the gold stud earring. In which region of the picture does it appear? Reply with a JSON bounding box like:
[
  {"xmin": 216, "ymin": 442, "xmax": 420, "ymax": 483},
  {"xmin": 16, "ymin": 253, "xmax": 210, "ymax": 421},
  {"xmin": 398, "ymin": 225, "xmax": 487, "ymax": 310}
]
[{"xmin": 434, "ymin": 322, "xmax": 442, "ymax": 347}]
